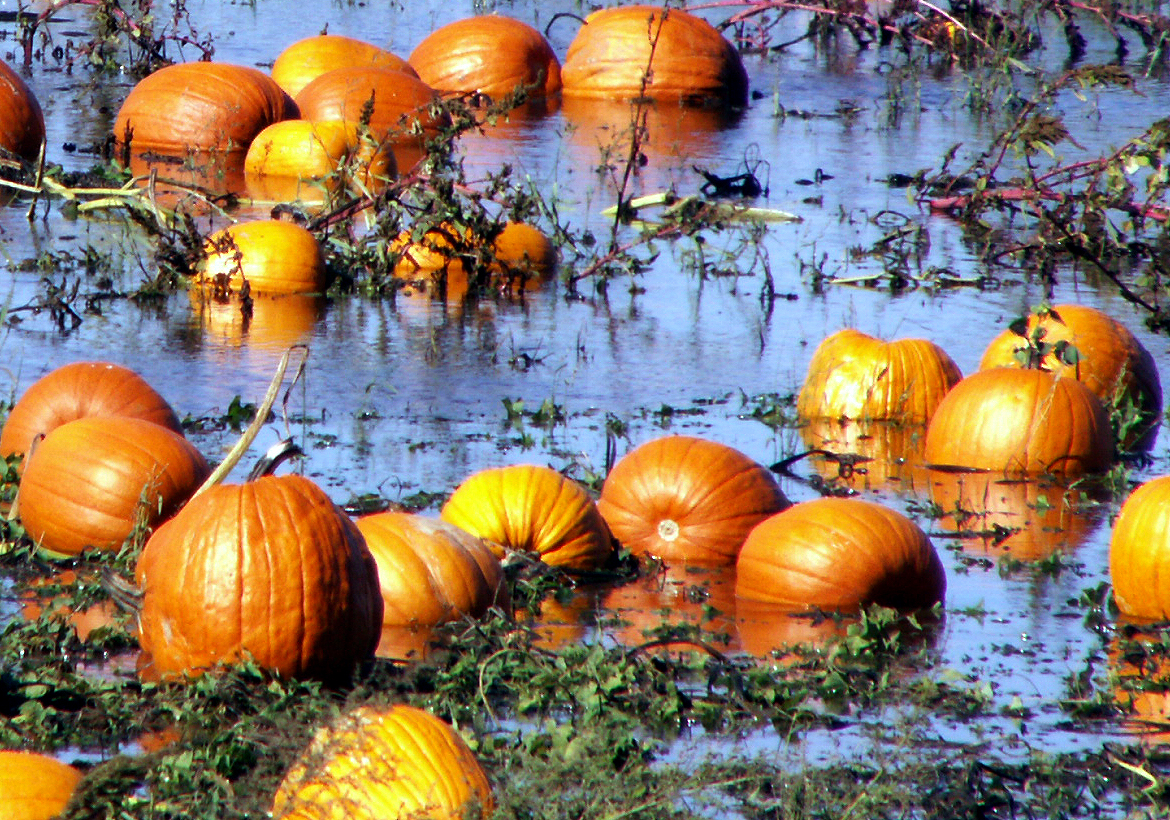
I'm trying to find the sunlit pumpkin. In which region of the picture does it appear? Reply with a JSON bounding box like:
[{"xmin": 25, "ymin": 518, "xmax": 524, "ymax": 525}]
[
  {"xmin": 736, "ymin": 497, "xmax": 946, "ymax": 612},
  {"xmin": 1, "ymin": 361, "xmax": 182, "ymax": 461},
  {"xmin": 1109, "ymin": 475, "xmax": 1170, "ymax": 621},
  {"xmin": 244, "ymin": 119, "xmax": 396, "ymax": 193},
  {"xmin": 17, "ymin": 416, "xmax": 209, "ymax": 557},
  {"xmin": 597, "ymin": 435, "xmax": 788, "ymax": 566},
  {"xmin": 798, "ymin": 417, "xmax": 930, "ymax": 491},
  {"xmin": 601, "ymin": 566, "xmax": 738, "ymax": 650},
  {"xmin": 440, "ymin": 464, "xmax": 613, "ymax": 570},
  {"xmin": 272, "ymin": 34, "xmax": 416, "ymax": 99},
  {"xmin": 562, "ymin": 6, "xmax": 748, "ymax": 106},
  {"xmin": 408, "ymin": 15, "xmax": 562, "ymax": 99},
  {"xmin": 198, "ymin": 219, "xmax": 327, "ymax": 296},
  {"xmin": 923, "ymin": 367, "xmax": 1113, "ymax": 476},
  {"xmin": 0, "ymin": 59, "xmax": 44, "ymax": 161},
  {"xmin": 135, "ymin": 474, "xmax": 383, "ymax": 681},
  {"xmin": 273, "ymin": 704, "xmax": 493, "ymax": 820},
  {"xmin": 0, "ymin": 750, "xmax": 82, "ymax": 820},
  {"xmin": 188, "ymin": 289, "xmax": 326, "ymax": 351},
  {"xmin": 295, "ymin": 66, "xmax": 447, "ymax": 147},
  {"xmin": 392, "ymin": 221, "xmax": 557, "ymax": 294}
]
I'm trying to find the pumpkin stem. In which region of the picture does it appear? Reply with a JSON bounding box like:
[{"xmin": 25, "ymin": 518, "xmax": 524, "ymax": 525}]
[{"xmin": 544, "ymin": 11, "xmax": 586, "ymax": 38}]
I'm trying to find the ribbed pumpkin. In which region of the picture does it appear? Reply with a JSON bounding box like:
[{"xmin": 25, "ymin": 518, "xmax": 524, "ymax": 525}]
[
  {"xmin": 244, "ymin": 119, "xmax": 396, "ymax": 189},
  {"xmin": 924, "ymin": 367, "xmax": 1113, "ymax": 476},
  {"xmin": 392, "ymin": 221, "xmax": 557, "ymax": 294},
  {"xmin": 198, "ymin": 219, "xmax": 327, "ymax": 296},
  {"xmin": 736, "ymin": 497, "xmax": 946, "ymax": 612},
  {"xmin": 273, "ymin": 704, "xmax": 493, "ymax": 820},
  {"xmin": 0, "ymin": 60, "xmax": 44, "ymax": 161},
  {"xmin": 1, "ymin": 361, "xmax": 181, "ymax": 461},
  {"xmin": 797, "ymin": 329, "xmax": 962, "ymax": 424},
  {"xmin": 562, "ymin": 6, "xmax": 748, "ymax": 106},
  {"xmin": 272, "ymin": 35, "xmax": 416, "ymax": 99},
  {"xmin": 597, "ymin": 435, "xmax": 789, "ymax": 566},
  {"xmin": 113, "ymin": 62, "xmax": 297, "ymax": 154},
  {"xmin": 17, "ymin": 416, "xmax": 209, "ymax": 557},
  {"xmin": 799, "ymin": 418, "xmax": 929, "ymax": 491},
  {"xmin": 0, "ymin": 751, "xmax": 82, "ymax": 820},
  {"xmin": 295, "ymin": 67, "xmax": 446, "ymax": 146},
  {"xmin": 356, "ymin": 512, "xmax": 504, "ymax": 628},
  {"xmin": 408, "ymin": 15, "xmax": 561, "ymax": 99},
  {"xmin": 135, "ymin": 474, "xmax": 383, "ymax": 681},
  {"xmin": 1110, "ymin": 476, "xmax": 1170, "ymax": 620},
  {"xmin": 440, "ymin": 464, "xmax": 613, "ymax": 570}
]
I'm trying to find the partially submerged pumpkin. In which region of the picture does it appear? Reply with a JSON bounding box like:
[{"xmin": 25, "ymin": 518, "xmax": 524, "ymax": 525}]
[
  {"xmin": 0, "ymin": 750, "xmax": 82, "ymax": 820},
  {"xmin": 1110, "ymin": 475, "xmax": 1170, "ymax": 621},
  {"xmin": 198, "ymin": 219, "xmax": 327, "ymax": 296},
  {"xmin": 392, "ymin": 221, "xmax": 557, "ymax": 295},
  {"xmin": 295, "ymin": 66, "xmax": 447, "ymax": 147},
  {"xmin": 0, "ymin": 59, "xmax": 44, "ymax": 161},
  {"xmin": 272, "ymin": 34, "xmax": 416, "ymax": 99},
  {"xmin": 244, "ymin": 119, "xmax": 396, "ymax": 193}
]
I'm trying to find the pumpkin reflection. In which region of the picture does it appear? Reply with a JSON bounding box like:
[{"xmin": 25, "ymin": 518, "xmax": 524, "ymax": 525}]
[
  {"xmin": 127, "ymin": 150, "xmax": 247, "ymax": 213},
  {"xmin": 19, "ymin": 569, "xmax": 123, "ymax": 641},
  {"xmin": 599, "ymin": 566, "xmax": 738, "ymax": 650},
  {"xmin": 188, "ymin": 289, "xmax": 326, "ymax": 351},
  {"xmin": 1109, "ymin": 627, "xmax": 1170, "ymax": 744},
  {"xmin": 514, "ymin": 593, "xmax": 594, "ymax": 651},
  {"xmin": 376, "ymin": 624, "xmax": 436, "ymax": 662},
  {"xmin": 799, "ymin": 418, "xmax": 930, "ymax": 492},
  {"xmin": 735, "ymin": 598, "xmax": 848, "ymax": 659}
]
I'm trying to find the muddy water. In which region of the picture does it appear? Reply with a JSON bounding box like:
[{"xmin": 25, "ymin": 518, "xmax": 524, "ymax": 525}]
[{"xmin": 1, "ymin": 0, "xmax": 1168, "ymax": 768}]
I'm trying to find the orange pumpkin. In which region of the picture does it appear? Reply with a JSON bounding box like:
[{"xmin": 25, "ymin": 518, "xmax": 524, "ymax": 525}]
[
  {"xmin": 392, "ymin": 221, "xmax": 557, "ymax": 294},
  {"xmin": 440, "ymin": 464, "xmax": 613, "ymax": 570},
  {"xmin": 408, "ymin": 15, "xmax": 562, "ymax": 99},
  {"xmin": 0, "ymin": 751, "xmax": 82, "ymax": 820},
  {"xmin": 17, "ymin": 416, "xmax": 209, "ymax": 557},
  {"xmin": 797, "ymin": 329, "xmax": 962, "ymax": 423},
  {"xmin": 0, "ymin": 60, "xmax": 44, "ymax": 161},
  {"xmin": 799, "ymin": 417, "xmax": 930, "ymax": 491},
  {"xmin": 923, "ymin": 367, "xmax": 1114, "ymax": 476},
  {"xmin": 113, "ymin": 62, "xmax": 297, "ymax": 155},
  {"xmin": 562, "ymin": 6, "xmax": 748, "ymax": 106},
  {"xmin": 198, "ymin": 219, "xmax": 327, "ymax": 296},
  {"xmin": 135, "ymin": 474, "xmax": 383, "ymax": 681},
  {"xmin": 1109, "ymin": 475, "xmax": 1170, "ymax": 620},
  {"xmin": 295, "ymin": 67, "xmax": 447, "ymax": 147},
  {"xmin": 273, "ymin": 704, "xmax": 493, "ymax": 820},
  {"xmin": 1, "ymin": 361, "xmax": 181, "ymax": 461},
  {"xmin": 244, "ymin": 119, "xmax": 396, "ymax": 193},
  {"xmin": 736, "ymin": 497, "xmax": 946, "ymax": 612},
  {"xmin": 597, "ymin": 435, "xmax": 789, "ymax": 566},
  {"xmin": 272, "ymin": 35, "xmax": 416, "ymax": 99}
]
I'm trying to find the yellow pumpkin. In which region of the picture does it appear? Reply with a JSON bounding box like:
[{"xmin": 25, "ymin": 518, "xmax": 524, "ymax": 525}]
[
  {"xmin": 1110, "ymin": 476, "xmax": 1170, "ymax": 620},
  {"xmin": 0, "ymin": 751, "xmax": 82, "ymax": 820},
  {"xmin": 198, "ymin": 220, "xmax": 327, "ymax": 296},
  {"xmin": 244, "ymin": 119, "xmax": 396, "ymax": 194}
]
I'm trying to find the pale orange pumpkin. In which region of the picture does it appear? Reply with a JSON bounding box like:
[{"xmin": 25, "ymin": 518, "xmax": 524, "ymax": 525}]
[
  {"xmin": 198, "ymin": 219, "xmax": 327, "ymax": 296},
  {"xmin": 0, "ymin": 751, "xmax": 82, "ymax": 820},
  {"xmin": 0, "ymin": 59, "xmax": 44, "ymax": 161},
  {"xmin": 1110, "ymin": 475, "xmax": 1170, "ymax": 620},
  {"xmin": 272, "ymin": 35, "xmax": 416, "ymax": 99}
]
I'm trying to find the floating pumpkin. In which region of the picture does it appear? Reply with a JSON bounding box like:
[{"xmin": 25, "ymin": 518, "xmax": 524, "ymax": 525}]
[
  {"xmin": 440, "ymin": 464, "xmax": 613, "ymax": 570},
  {"xmin": 924, "ymin": 367, "xmax": 1113, "ymax": 476},
  {"xmin": 188, "ymin": 290, "xmax": 326, "ymax": 351},
  {"xmin": 295, "ymin": 66, "xmax": 447, "ymax": 147},
  {"xmin": 799, "ymin": 417, "xmax": 930, "ymax": 491},
  {"xmin": 408, "ymin": 15, "xmax": 562, "ymax": 99},
  {"xmin": 601, "ymin": 566, "xmax": 738, "ymax": 649},
  {"xmin": 272, "ymin": 34, "xmax": 416, "ymax": 99},
  {"xmin": 0, "ymin": 751, "xmax": 82, "ymax": 820},
  {"xmin": 797, "ymin": 329, "xmax": 962, "ymax": 424},
  {"xmin": 597, "ymin": 435, "xmax": 789, "ymax": 566},
  {"xmin": 1, "ymin": 361, "xmax": 181, "ymax": 461},
  {"xmin": 273, "ymin": 704, "xmax": 493, "ymax": 820},
  {"xmin": 198, "ymin": 219, "xmax": 327, "ymax": 296},
  {"xmin": 17, "ymin": 416, "xmax": 209, "ymax": 557},
  {"xmin": 244, "ymin": 119, "xmax": 396, "ymax": 192},
  {"xmin": 1109, "ymin": 475, "xmax": 1170, "ymax": 620},
  {"xmin": 392, "ymin": 221, "xmax": 557, "ymax": 294},
  {"xmin": 135, "ymin": 474, "xmax": 383, "ymax": 681},
  {"xmin": 113, "ymin": 62, "xmax": 297, "ymax": 155},
  {"xmin": 0, "ymin": 60, "xmax": 44, "ymax": 161},
  {"xmin": 736, "ymin": 497, "xmax": 946, "ymax": 612},
  {"xmin": 561, "ymin": 6, "xmax": 748, "ymax": 106}
]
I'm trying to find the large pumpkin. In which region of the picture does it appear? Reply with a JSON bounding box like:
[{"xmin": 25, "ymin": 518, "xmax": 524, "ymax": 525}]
[
  {"xmin": 0, "ymin": 751, "xmax": 82, "ymax": 820},
  {"xmin": 198, "ymin": 219, "xmax": 327, "ymax": 296},
  {"xmin": 244, "ymin": 119, "xmax": 396, "ymax": 191},
  {"xmin": 440, "ymin": 464, "xmax": 612, "ymax": 570},
  {"xmin": 796, "ymin": 329, "xmax": 962, "ymax": 424},
  {"xmin": 17, "ymin": 416, "xmax": 209, "ymax": 557},
  {"xmin": 923, "ymin": 367, "xmax": 1113, "ymax": 476},
  {"xmin": 135, "ymin": 474, "xmax": 383, "ymax": 681},
  {"xmin": 295, "ymin": 66, "xmax": 447, "ymax": 146},
  {"xmin": 596, "ymin": 435, "xmax": 789, "ymax": 566},
  {"xmin": 561, "ymin": 6, "xmax": 748, "ymax": 106},
  {"xmin": 736, "ymin": 497, "xmax": 946, "ymax": 612},
  {"xmin": 273, "ymin": 704, "xmax": 493, "ymax": 820},
  {"xmin": 1110, "ymin": 475, "xmax": 1170, "ymax": 620},
  {"xmin": 0, "ymin": 60, "xmax": 44, "ymax": 161},
  {"xmin": 408, "ymin": 15, "xmax": 562, "ymax": 99},
  {"xmin": 1, "ymin": 361, "xmax": 181, "ymax": 461},
  {"xmin": 113, "ymin": 62, "xmax": 297, "ymax": 155},
  {"xmin": 272, "ymin": 35, "xmax": 416, "ymax": 99}
]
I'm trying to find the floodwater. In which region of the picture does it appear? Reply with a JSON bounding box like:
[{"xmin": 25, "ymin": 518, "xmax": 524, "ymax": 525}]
[{"xmin": 1, "ymin": 0, "xmax": 1168, "ymax": 779}]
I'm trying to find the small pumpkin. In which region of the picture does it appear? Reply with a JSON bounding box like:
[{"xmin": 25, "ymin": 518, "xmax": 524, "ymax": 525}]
[
  {"xmin": 0, "ymin": 751, "xmax": 82, "ymax": 820},
  {"xmin": 797, "ymin": 329, "xmax": 962, "ymax": 424},
  {"xmin": 561, "ymin": 6, "xmax": 748, "ymax": 106},
  {"xmin": 273, "ymin": 704, "xmax": 493, "ymax": 820},
  {"xmin": 408, "ymin": 15, "xmax": 562, "ymax": 99},
  {"xmin": 392, "ymin": 221, "xmax": 557, "ymax": 294},
  {"xmin": 17, "ymin": 416, "xmax": 210, "ymax": 557},
  {"xmin": 736, "ymin": 497, "xmax": 946, "ymax": 612},
  {"xmin": 1109, "ymin": 475, "xmax": 1170, "ymax": 620},
  {"xmin": 198, "ymin": 219, "xmax": 327, "ymax": 296},
  {"xmin": 1, "ymin": 361, "xmax": 182, "ymax": 461},
  {"xmin": 244, "ymin": 119, "xmax": 396, "ymax": 192},
  {"xmin": 440, "ymin": 464, "xmax": 613, "ymax": 570},
  {"xmin": 295, "ymin": 66, "xmax": 447, "ymax": 147},
  {"xmin": 272, "ymin": 34, "xmax": 416, "ymax": 99},
  {"xmin": 597, "ymin": 435, "xmax": 789, "ymax": 566},
  {"xmin": 924, "ymin": 367, "xmax": 1114, "ymax": 476},
  {"xmin": 0, "ymin": 59, "xmax": 44, "ymax": 161},
  {"xmin": 135, "ymin": 474, "xmax": 383, "ymax": 681}
]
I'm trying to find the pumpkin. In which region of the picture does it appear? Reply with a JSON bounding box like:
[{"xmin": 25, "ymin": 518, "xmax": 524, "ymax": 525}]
[
  {"xmin": 135, "ymin": 474, "xmax": 383, "ymax": 681},
  {"xmin": 797, "ymin": 329, "xmax": 962, "ymax": 423},
  {"xmin": 17, "ymin": 416, "xmax": 209, "ymax": 557},
  {"xmin": 440, "ymin": 464, "xmax": 613, "ymax": 570},
  {"xmin": 799, "ymin": 418, "xmax": 930, "ymax": 491},
  {"xmin": 0, "ymin": 60, "xmax": 44, "ymax": 161},
  {"xmin": 735, "ymin": 497, "xmax": 946, "ymax": 612},
  {"xmin": 355, "ymin": 511, "xmax": 505, "ymax": 628},
  {"xmin": 561, "ymin": 6, "xmax": 748, "ymax": 106},
  {"xmin": 392, "ymin": 221, "xmax": 557, "ymax": 295},
  {"xmin": 601, "ymin": 566, "xmax": 738, "ymax": 650},
  {"xmin": 923, "ymin": 367, "xmax": 1114, "ymax": 476},
  {"xmin": 0, "ymin": 751, "xmax": 82, "ymax": 820},
  {"xmin": 198, "ymin": 219, "xmax": 327, "ymax": 296},
  {"xmin": 295, "ymin": 67, "xmax": 447, "ymax": 147},
  {"xmin": 273, "ymin": 704, "xmax": 493, "ymax": 820},
  {"xmin": 1, "ymin": 361, "xmax": 182, "ymax": 461},
  {"xmin": 272, "ymin": 35, "xmax": 416, "ymax": 99},
  {"xmin": 113, "ymin": 62, "xmax": 297, "ymax": 155},
  {"xmin": 244, "ymin": 119, "xmax": 396, "ymax": 192},
  {"xmin": 596, "ymin": 435, "xmax": 789, "ymax": 566},
  {"xmin": 408, "ymin": 15, "xmax": 562, "ymax": 99},
  {"xmin": 189, "ymin": 290, "xmax": 326, "ymax": 351},
  {"xmin": 1109, "ymin": 475, "xmax": 1170, "ymax": 620}
]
